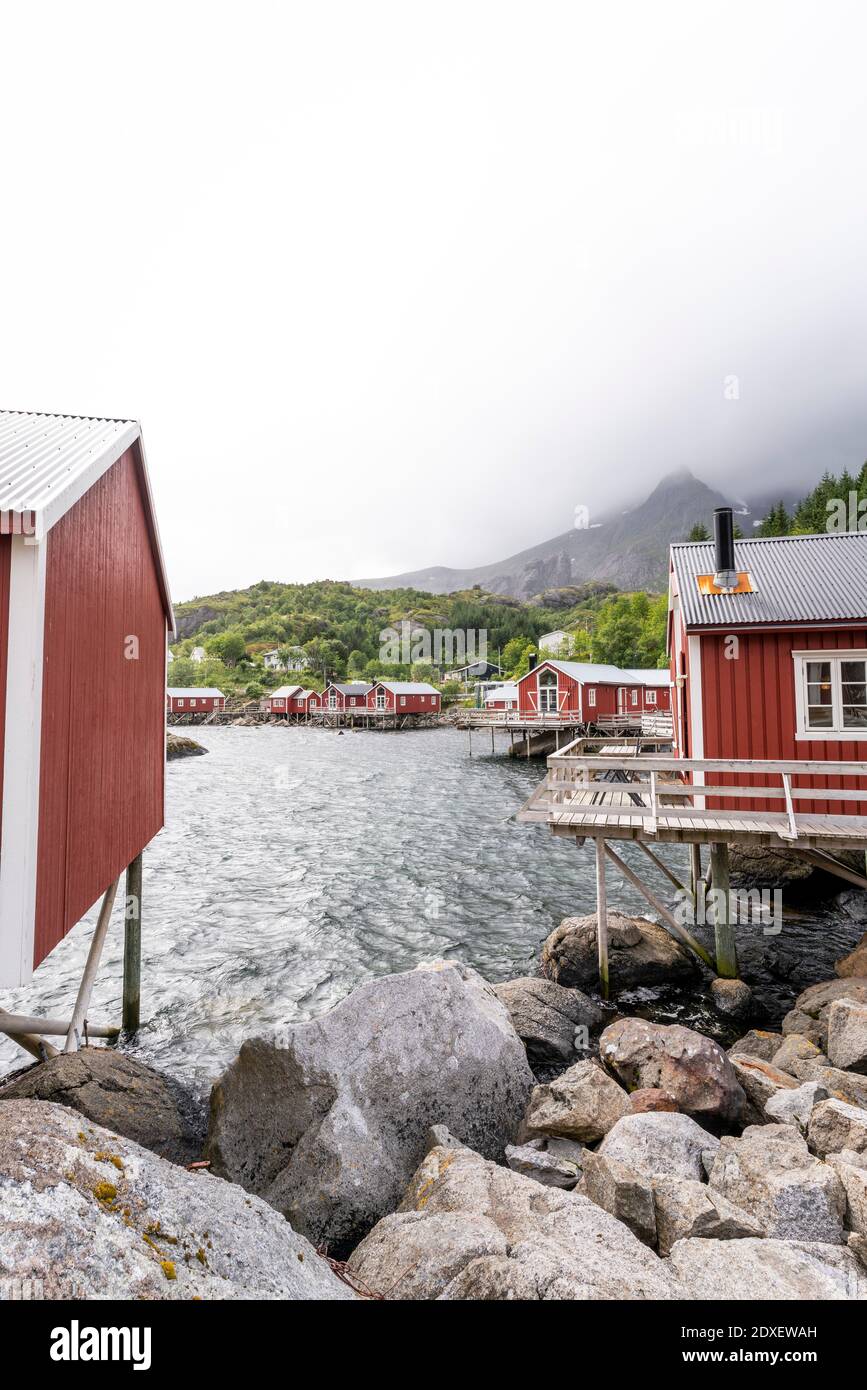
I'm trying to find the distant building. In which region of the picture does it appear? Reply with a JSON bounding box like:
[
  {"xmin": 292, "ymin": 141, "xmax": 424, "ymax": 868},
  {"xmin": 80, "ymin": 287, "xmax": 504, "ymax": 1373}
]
[
  {"xmin": 190, "ymin": 646, "xmax": 206, "ymax": 663},
  {"xmin": 263, "ymin": 646, "xmax": 310, "ymax": 672},
  {"xmin": 323, "ymin": 682, "xmax": 372, "ymax": 711},
  {"xmin": 367, "ymin": 682, "xmax": 442, "ymax": 714},
  {"xmin": 263, "ymin": 684, "xmax": 302, "ymax": 716},
  {"xmin": 166, "ymin": 687, "xmax": 225, "ymax": 714},
  {"xmin": 167, "ymin": 649, "xmax": 174, "ymax": 663},
  {"xmin": 538, "ymin": 630, "xmax": 570, "ymax": 656},
  {"xmin": 484, "ymin": 682, "xmax": 519, "ymax": 711},
  {"xmin": 445, "ymin": 660, "xmax": 502, "ymax": 683}
]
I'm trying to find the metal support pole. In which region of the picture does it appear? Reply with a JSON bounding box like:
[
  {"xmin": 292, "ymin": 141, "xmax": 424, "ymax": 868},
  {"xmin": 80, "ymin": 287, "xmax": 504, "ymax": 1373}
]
[
  {"xmin": 710, "ymin": 841, "xmax": 738, "ymax": 978},
  {"xmin": 595, "ymin": 837, "xmax": 610, "ymax": 1000},
  {"xmin": 64, "ymin": 878, "xmax": 120, "ymax": 1053},
  {"xmin": 122, "ymin": 853, "xmax": 143, "ymax": 1035},
  {"xmin": 0, "ymin": 1010, "xmax": 59, "ymax": 1061}
]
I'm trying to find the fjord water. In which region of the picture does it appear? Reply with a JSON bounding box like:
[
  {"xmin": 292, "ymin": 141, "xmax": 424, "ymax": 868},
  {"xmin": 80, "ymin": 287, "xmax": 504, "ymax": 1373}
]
[{"xmin": 0, "ymin": 728, "xmax": 861, "ymax": 1093}]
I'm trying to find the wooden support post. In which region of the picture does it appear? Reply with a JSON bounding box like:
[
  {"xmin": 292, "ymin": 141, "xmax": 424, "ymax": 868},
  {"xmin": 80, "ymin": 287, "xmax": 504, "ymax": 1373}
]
[
  {"xmin": 689, "ymin": 843, "xmax": 702, "ymax": 897},
  {"xmin": 710, "ymin": 841, "xmax": 738, "ymax": 979},
  {"xmin": 122, "ymin": 853, "xmax": 143, "ymax": 1035},
  {"xmin": 595, "ymin": 837, "xmax": 610, "ymax": 1000},
  {"xmin": 64, "ymin": 878, "xmax": 120, "ymax": 1054},
  {"xmin": 0, "ymin": 1010, "xmax": 60, "ymax": 1061},
  {"xmin": 491, "ymin": 725, "xmax": 495, "ymax": 754},
  {"xmin": 637, "ymin": 840, "xmax": 687, "ymax": 893},
  {"xmin": 603, "ymin": 842, "xmax": 715, "ymax": 970}
]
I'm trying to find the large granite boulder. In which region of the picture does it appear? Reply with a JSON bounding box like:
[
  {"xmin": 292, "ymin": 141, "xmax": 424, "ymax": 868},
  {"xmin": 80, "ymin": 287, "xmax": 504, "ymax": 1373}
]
[
  {"xmin": 827, "ymin": 998, "xmax": 867, "ymax": 1074},
  {"xmin": 541, "ymin": 912, "xmax": 698, "ymax": 991},
  {"xmin": 764, "ymin": 1081, "xmax": 830, "ymax": 1132},
  {"xmin": 782, "ymin": 979, "xmax": 867, "ymax": 1048},
  {"xmin": 727, "ymin": 844, "xmax": 813, "ymax": 889},
  {"xmin": 728, "ymin": 1054, "xmax": 799, "ymax": 1119},
  {"xmin": 600, "ymin": 1019, "xmax": 746, "ymax": 1127},
  {"xmin": 206, "ymin": 962, "xmax": 533, "ymax": 1252},
  {"xmin": 668, "ymin": 1237, "xmax": 866, "ymax": 1299},
  {"xmin": 787, "ymin": 1060, "xmax": 867, "ymax": 1110},
  {"xmin": 770, "ymin": 1034, "xmax": 828, "ymax": 1075},
  {"xmin": 522, "ymin": 1059, "xmax": 630, "ymax": 1143},
  {"xmin": 580, "ymin": 1150, "xmax": 657, "ymax": 1247},
  {"xmin": 826, "ymin": 1152, "xmax": 867, "ymax": 1236},
  {"xmin": 0, "ymin": 1049, "xmax": 202, "ymax": 1165},
  {"xmin": 708, "ymin": 1124, "xmax": 846, "ymax": 1243},
  {"xmin": 807, "ymin": 1099, "xmax": 867, "ymax": 1158},
  {"xmin": 598, "ymin": 1111, "xmax": 719, "ymax": 1183},
  {"xmin": 0, "ymin": 1100, "xmax": 354, "ymax": 1300},
  {"xmin": 492, "ymin": 976, "xmax": 604, "ymax": 1067},
  {"xmin": 728, "ymin": 1029, "xmax": 783, "ymax": 1062},
  {"xmin": 651, "ymin": 1177, "xmax": 763, "ymax": 1256},
  {"xmin": 347, "ymin": 1142, "xmax": 677, "ymax": 1300}
]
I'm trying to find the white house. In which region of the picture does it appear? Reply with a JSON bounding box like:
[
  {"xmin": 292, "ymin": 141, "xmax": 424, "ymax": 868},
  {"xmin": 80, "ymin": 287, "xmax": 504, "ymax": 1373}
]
[
  {"xmin": 538, "ymin": 630, "xmax": 570, "ymax": 656},
  {"xmin": 263, "ymin": 646, "xmax": 310, "ymax": 672},
  {"xmin": 190, "ymin": 646, "xmax": 206, "ymax": 663}
]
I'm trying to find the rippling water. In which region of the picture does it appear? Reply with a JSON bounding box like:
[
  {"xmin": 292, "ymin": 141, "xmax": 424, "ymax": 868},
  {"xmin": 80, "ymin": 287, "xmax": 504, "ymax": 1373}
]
[{"xmin": 1, "ymin": 727, "xmax": 863, "ymax": 1094}]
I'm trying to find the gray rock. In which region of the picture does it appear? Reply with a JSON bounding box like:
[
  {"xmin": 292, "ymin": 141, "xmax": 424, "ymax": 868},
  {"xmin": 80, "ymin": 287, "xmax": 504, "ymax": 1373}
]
[
  {"xmin": 708, "ymin": 1124, "xmax": 846, "ymax": 1243},
  {"xmin": 826, "ymin": 1154, "xmax": 867, "ymax": 1235},
  {"xmin": 492, "ymin": 976, "xmax": 604, "ymax": 1067},
  {"xmin": 426, "ymin": 1124, "xmax": 463, "ymax": 1153},
  {"xmin": 710, "ymin": 978, "xmax": 753, "ymax": 1019},
  {"xmin": 807, "ymin": 1098, "xmax": 867, "ymax": 1158},
  {"xmin": 580, "ymin": 1149, "xmax": 656, "ymax": 1246},
  {"xmin": 668, "ymin": 1237, "xmax": 866, "ymax": 1300},
  {"xmin": 599, "ymin": 1111, "xmax": 719, "ymax": 1183},
  {"xmin": 770, "ymin": 1034, "xmax": 828, "ymax": 1076},
  {"xmin": 348, "ymin": 1143, "xmax": 677, "ymax": 1300},
  {"xmin": 0, "ymin": 1100, "xmax": 355, "ymax": 1300},
  {"xmin": 522, "ymin": 1058, "xmax": 631, "ymax": 1144},
  {"xmin": 206, "ymin": 961, "xmax": 533, "ymax": 1251},
  {"xmin": 651, "ymin": 1177, "xmax": 763, "ymax": 1256},
  {"xmin": 850, "ymin": 1233, "xmax": 867, "ymax": 1268},
  {"xmin": 505, "ymin": 1139, "xmax": 583, "ymax": 1189},
  {"xmin": 600, "ymin": 1019, "xmax": 746, "ymax": 1126},
  {"xmin": 790, "ymin": 1061, "xmax": 867, "ymax": 1111},
  {"xmin": 728, "ymin": 1029, "xmax": 783, "ymax": 1062},
  {"xmin": 827, "ymin": 998, "xmax": 867, "ymax": 1074},
  {"xmin": 727, "ymin": 843, "xmax": 813, "ymax": 889},
  {"xmin": 0, "ymin": 1048, "xmax": 202, "ymax": 1165},
  {"xmin": 541, "ymin": 911, "xmax": 698, "ymax": 991},
  {"xmin": 764, "ymin": 1081, "xmax": 830, "ymax": 1131},
  {"xmin": 728, "ymin": 1053, "xmax": 799, "ymax": 1118},
  {"xmin": 782, "ymin": 979, "xmax": 867, "ymax": 1048}
]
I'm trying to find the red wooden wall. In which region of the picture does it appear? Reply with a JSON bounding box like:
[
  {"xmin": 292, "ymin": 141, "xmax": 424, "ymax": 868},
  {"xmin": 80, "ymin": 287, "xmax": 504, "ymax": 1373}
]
[
  {"xmin": 35, "ymin": 445, "xmax": 167, "ymax": 968},
  {"xmin": 0, "ymin": 535, "xmax": 9, "ymax": 836},
  {"xmin": 699, "ymin": 628, "xmax": 867, "ymax": 814}
]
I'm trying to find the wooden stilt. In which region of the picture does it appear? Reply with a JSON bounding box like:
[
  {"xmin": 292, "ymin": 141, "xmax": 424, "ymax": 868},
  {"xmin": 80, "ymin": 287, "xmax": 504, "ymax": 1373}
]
[
  {"xmin": 603, "ymin": 842, "xmax": 715, "ymax": 970},
  {"xmin": 0, "ymin": 1010, "xmax": 59, "ymax": 1061},
  {"xmin": 710, "ymin": 842, "xmax": 738, "ymax": 978},
  {"xmin": 122, "ymin": 853, "xmax": 143, "ymax": 1035},
  {"xmin": 595, "ymin": 837, "xmax": 610, "ymax": 1000},
  {"xmin": 637, "ymin": 840, "xmax": 687, "ymax": 893},
  {"xmin": 689, "ymin": 843, "xmax": 702, "ymax": 897},
  {"xmin": 64, "ymin": 877, "xmax": 120, "ymax": 1054}
]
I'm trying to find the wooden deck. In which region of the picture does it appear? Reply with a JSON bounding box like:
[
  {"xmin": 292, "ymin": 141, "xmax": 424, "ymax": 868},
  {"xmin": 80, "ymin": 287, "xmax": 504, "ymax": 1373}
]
[{"xmin": 519, "ymin": 743, "xmax": 867, "ymax": 851}]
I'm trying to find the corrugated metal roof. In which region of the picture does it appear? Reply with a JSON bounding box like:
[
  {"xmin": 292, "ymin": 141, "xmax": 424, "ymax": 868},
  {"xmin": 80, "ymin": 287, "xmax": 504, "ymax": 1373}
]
[
  {"xmin": 378, "ymin": 681, "xmax": 440, "ymax": 694},
  {"xmin": 543, "ymin": 660, "xmax": 641, "ymax": 685},
  {"xmin": 331, "ymin": 683, "xmax": 372, "ymax": 695},
  {"xmin": 672, "ymin": 533, "xmax": 867, "ymax": 629},
  {"xmin": 269, "ymin": 685, "xmax": 303, "ymax": 699},
  {"xmin": 167, "ymin": 688, "xmax": 225, "ymax": 698},
  {"xmin": 625, "ymin": 668, "xmax": 671, "ymax": 686},
  {"xmin": 0, "ymin": 409, "xmax": 175, "ymax": 634},
  {"xmin": 485, "ymin": 683, "xmax": 519, "ymax": 701}
]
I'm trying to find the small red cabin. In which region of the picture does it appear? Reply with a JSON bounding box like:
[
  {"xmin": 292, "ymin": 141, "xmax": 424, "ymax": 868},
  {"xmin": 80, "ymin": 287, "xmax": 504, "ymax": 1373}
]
[
  {"xmin": 484, "ymin": 682, "xmax": 519, "ymax": 710},
  {"xmin": 264, "ymin": 684, "xmax": 302, "ymax": 716},
  {"xmin": 623, "ymin": 669, "xmax": 672, "ymax": 713},
  {"xmin": 323, "ymin": 682, "xmax": 372, "ymax": 711},
  {"xmin": 366, "ymin": 681, "xmax": 441, "ymax": 713},
  {"xmin": 166, "ymin": 688, "xmax": 225, "ymax": 714},
  {"xmin": 668, "ymin": 526, "xmax": 867, "ymax": 810},
  {"xmin": 289, "ymin": 688, "xmax": 322, "ymax": 715},
  {"xmin": 516, "ymin": 660, "xmax": 638, "ymax": 720},
  {"xmin": 0, "ymin": 410, "xmax": 174, "ymax": 987}
]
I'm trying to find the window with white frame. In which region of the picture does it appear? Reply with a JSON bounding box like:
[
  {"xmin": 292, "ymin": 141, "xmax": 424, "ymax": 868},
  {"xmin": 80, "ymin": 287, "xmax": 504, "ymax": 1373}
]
[
  {"xmin": 646, "ymin": 690, "xmax": 657, "ymax": 705},
  {"xmin": 587, "ymin": 688, "xmax": 596, "ymax": 707},
  {"xmin": 177, "ymin": 699, "xmax": 185, "ymax": 707},
  {"xmin": 794, "ymin": 652, "xmax": 867, "ymax": 737},
  {"xmin": 400, "ymin": 696, "xmax": 406, "ymax": 706},
  {"xmin": 631, "ymin": 689, "xmax": 638, "ymax": 706}
]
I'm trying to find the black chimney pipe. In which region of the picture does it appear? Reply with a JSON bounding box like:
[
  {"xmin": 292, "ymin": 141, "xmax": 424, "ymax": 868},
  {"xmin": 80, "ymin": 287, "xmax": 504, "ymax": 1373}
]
[
  {"xmin": 713, "ymin": 507, "xmax": 738, "ymax": 590},
  {"xmin": 528, "ymin": 651, "xmax": 537, "ymax": 671}
]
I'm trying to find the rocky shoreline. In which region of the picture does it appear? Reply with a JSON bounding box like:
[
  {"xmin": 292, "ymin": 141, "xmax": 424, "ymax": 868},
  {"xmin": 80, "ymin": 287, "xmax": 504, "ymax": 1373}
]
[{"xmin": 1, "ymin": 906, "xmax": 866, "ymax": 1301}]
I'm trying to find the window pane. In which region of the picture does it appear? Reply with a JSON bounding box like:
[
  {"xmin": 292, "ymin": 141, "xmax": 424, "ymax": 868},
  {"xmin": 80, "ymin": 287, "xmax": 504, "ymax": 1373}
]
[
  {"xmin": 807, "ymin": 682, "xmax": 832, "ymax": 706},
  {"xmin": 807, "ymin": 704, "xmax": 833, "ymax": 728},
  {"xmin": 842, "ymin": 683, "xmax": 867, "ymax": 706},
  {"xmin": 841, "ymin": 661, "xmax": 867, "ymax": 685},
  {"xmin": 843, "ymin": 705, "xmax": 867, "ymax": 728},
  {"xmin": 806, "ymin": 661, "xmax": 831, "ymax": 683}
]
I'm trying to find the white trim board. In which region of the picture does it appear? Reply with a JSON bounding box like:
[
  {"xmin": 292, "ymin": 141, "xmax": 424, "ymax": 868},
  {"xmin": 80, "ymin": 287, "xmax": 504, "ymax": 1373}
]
[{"xmin": 0, "ymin": 535, "xmax": 47, "ymax": 986}]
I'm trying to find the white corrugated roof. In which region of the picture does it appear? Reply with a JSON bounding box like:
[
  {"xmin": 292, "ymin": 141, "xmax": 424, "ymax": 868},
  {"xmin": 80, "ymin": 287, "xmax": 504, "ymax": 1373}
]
[
  {"xmin": 167, "ymin": 688, "xmax": 225, "ymax": 698},
  {"xmin": 625, "ymin": 668, "xmax": 671, "ymax": 686},
  {"xmin": 268, "ymin": 685, "xmax": 303, "ymax": 699},
  {"xmin": 537, "ymin": 660, "xmax": 641, "ymax": 685},
  {"xmin": 485, "ymin": 683, "xmax": 519, "ymax": 701},
  {"xmin": 0, "ymin": 409, "xmax": 174, "ymax": 634},
  {"xmin": 672, "ymin": 533, "xmax": 867, "ymax": 629},
  {"xmin": 378, "ymin": 681, "xmax": 440, "ymax": 694}
]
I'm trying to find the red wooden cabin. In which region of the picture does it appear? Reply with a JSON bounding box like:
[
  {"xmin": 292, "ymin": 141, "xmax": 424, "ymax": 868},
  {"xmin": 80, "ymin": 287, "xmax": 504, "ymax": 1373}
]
[
  {"xmin": 0, "ymin": 410, "xmax": 174, "ymax": 987},
  {"xmin": 323, "ymin": 682, "xmax": 372, "ymax": 711},
  {"xmin": 484, "ymin": 682, "xmax": 519, "ymax": 710},
  {"xmin": 264, "ymin": 684, "xmax": 302, "ymax": 716},
  {"xmin": 166, "ymin": 688, "xmax": 225, "ymax": 714},
  {"xmin": 624, "ymin": 669, "xmax": 672, "ymax": 713},
  {"xmin": 289, "ymin": 688, "xmax": 322, "ymax": 716},
  {"xmin": 668, "ymin": 512, "xmax": 867, "ymax": 810},
  {"xmin": 366, "ymin": 681, "xmax": 441, "ymax": 713},
  {"xmin": 516, "ymin": 660, "xmax": 638, "ymax": 720}
]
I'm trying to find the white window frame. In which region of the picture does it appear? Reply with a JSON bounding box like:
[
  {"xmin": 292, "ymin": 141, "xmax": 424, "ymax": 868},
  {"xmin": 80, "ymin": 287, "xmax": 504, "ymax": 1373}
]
[
  {"xmin": 177, "ymin": 699, "xmax": 185, "ymax": 708},
  {"xmin": 646, "ymin": 690, "xmax": 657, "ymax": 706},
  {"xmin": 400, "ymin": 696, "xmax": 406, "ymax": 706},
  {"xmin": 631, "ymin": 689, "xmax": 638, "ymax": 707},
  {"xmin": 587, "ymin": 687, "xmax": 596, "ymax": 708},
  {"xmin": 793, "ymin": 649, "xmax": 867, "ymax": 741}
]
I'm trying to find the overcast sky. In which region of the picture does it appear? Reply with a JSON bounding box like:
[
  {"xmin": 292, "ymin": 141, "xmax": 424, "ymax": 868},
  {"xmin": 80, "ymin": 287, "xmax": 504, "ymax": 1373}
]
[{"xmin": 2, "ymin": 2, "xmax": 867, "ymax": 599}]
